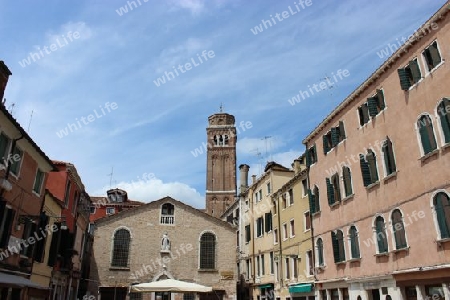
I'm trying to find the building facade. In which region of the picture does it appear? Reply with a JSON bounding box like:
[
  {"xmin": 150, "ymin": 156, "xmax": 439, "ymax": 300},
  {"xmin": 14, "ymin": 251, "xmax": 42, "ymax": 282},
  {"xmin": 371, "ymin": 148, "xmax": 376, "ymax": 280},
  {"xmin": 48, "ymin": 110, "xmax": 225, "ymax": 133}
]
[
  {"xmin": 0, "ymin": 61, "xmax": 55, "ymax": 299},
  {"xmin": 90, "ymin": 188, "xmax": 143, "ymax": 222},
  {"xmin": 45, "ymin": 161, "xmax": 93, "ymax": 300},
  {"xmin": 303, "ymin": 3, "xmax": 450, "ymax": 300},
  {"xmin": 205, "ymin": 112, "xmax": 237, "ymax": 218},
  {"xmin": 88, "ymin": 197, "xmax": 236, "ymax": 300}
]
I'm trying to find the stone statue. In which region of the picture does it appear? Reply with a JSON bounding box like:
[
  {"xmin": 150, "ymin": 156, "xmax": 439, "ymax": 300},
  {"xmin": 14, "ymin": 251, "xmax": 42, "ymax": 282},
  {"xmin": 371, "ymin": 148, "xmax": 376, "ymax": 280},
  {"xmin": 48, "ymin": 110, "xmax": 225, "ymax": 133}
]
[{"xmin": 161, "ymin": 233, "xmax": 170, "ymax": 251}]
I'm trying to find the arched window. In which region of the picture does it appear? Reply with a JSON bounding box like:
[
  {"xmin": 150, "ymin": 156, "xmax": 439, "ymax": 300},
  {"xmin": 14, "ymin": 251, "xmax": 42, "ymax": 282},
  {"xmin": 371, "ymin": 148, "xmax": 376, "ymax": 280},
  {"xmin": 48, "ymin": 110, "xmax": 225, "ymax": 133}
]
[
  {"xmin": 382, "ymin": 138, "xmax": 397, "ymax": 176},
  {"xmin": 316, "ymin": 238, "xmax": 324, "ymax": 267},
  {"xmin": 360, "ymin": 150, "xmax": 379, "ymax": 187},
  {"xmin": 375, "ymin": 216, "xmax": 388, "ymax": 253},
  {"xmin": 224, "ymin": 135, "xmax": 229, "ymax": 145},
  {"xmin": 392, "ymin": 209, "xmax": 408, "ymax": 249},
  {"xmin": 161, "ymin": 203, "xmax": 174, "ymax": 224},
  {"xmin": 417, "ymin": 115, "xmax": 437, "ymax": 155},
  {"xmin": 434, "ymin": 192, "xmax": 450, "ymax": 239},
  {"xmin": 437, "ymin": 98, "xmax": 450, "ymax": 144},
  {"xmin": 309, "ymin": 185, "xmax": 320, "ymax": 214},
  {"xmin": 199, "ymin": 232, "xmax": 216, "ymax": 269},
  {"xmin": 349, "ymin": 226, "xmax": 360, "ymax": 259},
  {"xmin": 111, "ymin": 229, "xmax": 131, "ymax": 267},
  {"xmin": 342, "ymin": 166, "xmax": 353, "ymax": 197},
  {"xmin": 331, "ymin": 230, "xmax": 345, "ymax": 263}
]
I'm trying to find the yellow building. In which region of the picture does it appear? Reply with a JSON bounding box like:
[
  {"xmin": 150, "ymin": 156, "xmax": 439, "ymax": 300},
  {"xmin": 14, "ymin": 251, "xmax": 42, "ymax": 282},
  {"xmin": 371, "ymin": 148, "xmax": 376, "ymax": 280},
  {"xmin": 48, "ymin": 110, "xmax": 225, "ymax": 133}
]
[
  {"xmin": 240, "ymin": 162, "xmax": 294, "ymax": 300},
  {"xmin": 272, "ymin": 156, "xmax": 314, "ymax": 299},
  {"xmin": 30, "ymin": 190, "xmax": 63, "ymax": 289}
]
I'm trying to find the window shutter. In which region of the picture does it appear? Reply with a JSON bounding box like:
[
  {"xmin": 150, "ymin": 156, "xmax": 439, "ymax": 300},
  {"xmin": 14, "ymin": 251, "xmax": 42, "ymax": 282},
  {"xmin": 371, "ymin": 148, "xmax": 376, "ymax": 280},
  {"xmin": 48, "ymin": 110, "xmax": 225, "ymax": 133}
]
[
  {"xmin": 439, "ymin": 99, "xmax": 450, "ymax": 143},
  {"xmin": 313, "ymin": 145, "xmax": 318, "ymax": 162},
  {"xmin": 397, "ymin": 68, "xmax": 411, "ymax": 90},
  {"xmin": 366, "ymin": 151, "xmax": 379, "ymax": 182},
  {"xmin": 419, "ymin": 120, "xmax": 432, "ymax": 154},
  {"xmin": 308, "ymin": 189, "xmax": 315, "ymax": 213},
  {"xmin": 323, "ymin": 135, "xmax": 329, "ymax": 154},
  {"xmin": 331, "ymin": 128, "xmax": 339, "ymax": 147},
  {"xmin": 339, "ymin": 121, "xmax": 346, "ymax": 140},
  {"xmin": 376, "ymin": 89, "xmax": 385, "ymax": 110},
  {"xmin": 358, "ymin": 107, "xmax": 365, "ymax": 126},
  {"xmin": 306, "ymin": 149, "xmax": 311, "ymax": 167},
  {"xmin": 359, "ymin": 155, "xmax": 371, "ymax": 187},
  {"xmin": 0, "ymin": 208, "xmax": 14, "ymax": 248},
  {"xmin": 343, "ymin": 167, "xmax": 352, "ymax": 196},
  {"xmin": 331, "ymin": 232, "xmax": 339, "ymax": 263},
  {"xmin": 368, "ymin": 97, "xmax": 378, "ymax": 117},
  {"xmin": 435, "ymin": 194, "xmax": 450, "ymax": 239},
  {"xmin": 376, "ymin": 219, "xmax": 388, "ymax": 253},
  {"xmin": 429, "ymin": 42, "xmax": 442, "ymax": 66},
  {"xmin": 409, "ymin": 60, "xmax": 421, "ymax": 83},
  {"xmin": 326, "ymin": 178, "xmax": 334, "ymax": 205}
]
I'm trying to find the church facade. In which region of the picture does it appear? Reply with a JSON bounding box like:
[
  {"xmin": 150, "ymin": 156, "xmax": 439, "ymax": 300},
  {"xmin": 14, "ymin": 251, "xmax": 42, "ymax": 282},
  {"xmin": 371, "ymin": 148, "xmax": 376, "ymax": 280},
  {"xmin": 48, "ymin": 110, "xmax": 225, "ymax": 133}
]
[{"xmin": 88, "ymin": 197, "xmax": 236, "ymax": 300}]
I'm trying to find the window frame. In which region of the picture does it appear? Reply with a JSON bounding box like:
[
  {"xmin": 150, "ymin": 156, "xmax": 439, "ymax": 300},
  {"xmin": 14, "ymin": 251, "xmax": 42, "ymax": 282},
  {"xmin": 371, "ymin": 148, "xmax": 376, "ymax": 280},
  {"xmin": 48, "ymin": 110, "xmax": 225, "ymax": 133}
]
[
  {"xmin": 348, "ymin": 225, "xmax": 361, "ymax": 259},
  {"xmin": 382, "ymin": 137, "xmax": 397, "ymax": 177},
  {"xmin": 390, "ymin": 209, "xmax": 408, "ymax": 250},
  {"xmin": 199, "ymin": 232, "xmax": 216, "ymax": 270},
  {"xmin": 422, "ymin": 40, "xmax": 442, "ymax": 73},
  {"xmin": 432, "ymin": 191, "xmax": 450, "ymax": 240},
  {"xmin": 416, "ymin": 114, "xmax": 438, "ymax": 156},
  {"xmin": 110, "ymin": 228, "xmax": 131, "ymax": 268},
  {"xmin": 436, "ymin": 98, "xmax": 450, "ymax": 146},
  {"xmin": 374, "ymin": 215, "xmax": 389, "ymax": 254},
  {"xmin": 32, "ymin": 168, "xmax": 45, "ymax": 196}
]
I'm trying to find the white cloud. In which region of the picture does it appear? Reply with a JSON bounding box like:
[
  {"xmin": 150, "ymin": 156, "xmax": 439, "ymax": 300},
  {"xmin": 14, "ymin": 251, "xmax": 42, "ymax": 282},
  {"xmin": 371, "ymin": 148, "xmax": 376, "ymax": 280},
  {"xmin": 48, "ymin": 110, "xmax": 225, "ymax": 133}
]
[
  {"xmin": 237, "ymin": 136, "xmax": 285, "ymax": 156},
  {"xmin": 94, "ymin": 177, "xmax": 204, "ymax": 208}
]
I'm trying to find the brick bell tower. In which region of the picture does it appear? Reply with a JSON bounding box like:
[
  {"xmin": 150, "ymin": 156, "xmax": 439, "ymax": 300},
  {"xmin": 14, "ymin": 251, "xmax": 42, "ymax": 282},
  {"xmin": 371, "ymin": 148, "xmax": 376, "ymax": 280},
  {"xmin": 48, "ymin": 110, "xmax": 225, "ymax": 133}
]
[{"xmin": 205, "ymin": 109, "xmax": 237, "ymax": 218}]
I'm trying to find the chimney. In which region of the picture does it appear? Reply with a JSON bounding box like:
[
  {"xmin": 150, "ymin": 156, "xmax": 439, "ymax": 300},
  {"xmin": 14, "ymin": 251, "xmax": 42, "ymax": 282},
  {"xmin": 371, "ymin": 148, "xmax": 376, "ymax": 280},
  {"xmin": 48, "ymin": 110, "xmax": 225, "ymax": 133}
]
[
  {"xmin": 239, "ymin": 164, "xmax": 250, "ymax": 192},
  {"xmin": 0, "ymin": 61, "xmax": 12, "ymax": 102},
  {"xmin": 251, "ymin": 175, "xmax": 257, "ymax": 184}
]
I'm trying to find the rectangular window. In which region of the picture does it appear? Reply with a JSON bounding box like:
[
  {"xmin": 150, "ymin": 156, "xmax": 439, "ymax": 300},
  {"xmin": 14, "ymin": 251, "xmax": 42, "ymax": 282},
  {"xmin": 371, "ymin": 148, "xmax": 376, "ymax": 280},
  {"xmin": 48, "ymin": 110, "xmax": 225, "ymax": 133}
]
[
  {"xmin": 256, "ymin": 217, "xmax": 264, "ymax": 237},
  {"xmin": 292, "ymin": 257, "xmax": 298, "ymax": 278},
  {"xmin": 33, "ymin": 169, "xmax": 44, "ymax": 195},
  {"xmin": 304, "ymin": 211, "xmax": 311, "ymax": 231},
  {"xmin": 423, "ymin": 41, "xmax": 442, "ymax": 72},
  {"xmin": 282, "ymin": 194, "xmax": 286, "ymax": 209},
  {"xmin": 358, "ymin": 103, "xmax": 370, "ymax": 126},
  {"xmin": 9, "ymin": 145, "xmax": 23, "ymax": 176},
  {"xmin": 245, "ymin": 225, "xmax": 251, "ymax": 243},
  {"xmin": 267, "ymin": 182, "xmax": 271, "ymax": 194},
  {"xmin": 306, "ymin": 250, "xmax": 313, "ymax": 276},
  {"xmin": 323, "ymin": 122, "xmax": 346, "ymax": 153},
  {"xmin": 285, "ymin": 258, "xmax": 290, "ymax": 279},
  {"xmin": 398, "ymin": 58, "xmax": 421, "ymax": 90},
  {"xmin": 288, "ymin": 189, "xmax": 294, "ymax": 206},
  {"xmin": 258, "ymin": 189, "xmax": 262, "ymax": 201},
  {"xmin": 302, "ymin": 180, "xmax": 308, "ymax": 196},
  {"xmin": 256, "ymin": 256, "xmax": 260, "ymax": 276},
  {"xmin": 269, "ymin": 252, "xmax": 274, "ymax": 274},
  {"xmin": 264, "ymin": 212, "xmax": 272, "ymax": 233},
  {"xmin": 246, "ymin": 259, "xmax": 251, "ymax": 279},
  {"xmin": 21, "ymin": 221, "xmax": 37, "ymax": 257},
  {"xmin": 106, "ymin": 207, "xmax": 115, "ymax": 215},
  {"xmin": 261, "ymin": 254, "xmax": 265, "ymax": 275},
  {"xmin": 0, "ymin": 133, "xmax": 11, "ymax": 164},
  {"xmin": 290, "ymin": 219, "xmax": 295, "ymax": 237},
  {"xmin": 283, "ymin": 223, "xmax": 288, "ymax": 240},
  {"xmin": 273, "ymin": 228, "xmax": 278, "ymax": 244},
  {"xmin": 0, "ymin": 202, "xmax": 15, "ymax": 248},
  {"xmin": 64, "ymin": 180, "xmax": 71, "ymax": 207},
  {"xmin": 306, "ymin": 144, "xmax": 317, "ymax": 166}
]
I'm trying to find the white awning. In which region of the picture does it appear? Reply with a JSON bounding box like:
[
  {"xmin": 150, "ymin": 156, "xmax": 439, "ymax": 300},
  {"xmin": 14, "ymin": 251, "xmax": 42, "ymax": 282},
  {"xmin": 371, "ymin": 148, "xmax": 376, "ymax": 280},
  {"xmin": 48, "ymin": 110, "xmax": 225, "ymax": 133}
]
[
  {"xmin": 0, "ymin": 272, "xmax": 48, "ymax": 289},
  {"xmin": 130, "ymin": 279, "xmax": 212, "ymax": 293}
]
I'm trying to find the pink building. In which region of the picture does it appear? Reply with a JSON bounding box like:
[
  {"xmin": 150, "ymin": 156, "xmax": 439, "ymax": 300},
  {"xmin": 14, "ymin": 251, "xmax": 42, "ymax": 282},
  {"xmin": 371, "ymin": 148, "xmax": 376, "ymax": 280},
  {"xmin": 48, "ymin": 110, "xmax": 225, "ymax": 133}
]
[{"xmin": 303, "ymin": 3, "xmax": 450, "ymax": 300}]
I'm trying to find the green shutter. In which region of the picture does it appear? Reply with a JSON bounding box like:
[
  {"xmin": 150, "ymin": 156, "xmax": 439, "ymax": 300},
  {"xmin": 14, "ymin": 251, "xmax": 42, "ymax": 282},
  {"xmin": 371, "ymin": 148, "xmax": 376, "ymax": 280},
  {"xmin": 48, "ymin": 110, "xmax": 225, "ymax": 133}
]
[
  {"xmin": 339, "ymin": 121, "xmax": 346, "ymax": 140},
  {"xmin": 308, "ymin": 189, "xmax": 315, "ymax": 213},
  {"xmin": 366, "ymin": 151, "xmax": 379, "ymax": 182},
  {"xmin": 368, "ymin": 97, "xmax": 378, "ymax": 117},
  {"xmin": 376, "ymin": 218, "xmax": 388, "ymax": 253},
  {"xmin": 419, "ymin": 119, "xmax": 433, "ymax": 154},
  {"xmin": 317, "ymin": 239, "xmax": 324, "ymax": 266},
  {"xmin": 350, "ymin": 227, "xmax": 360, "ymax": 258},
  {"xmin": 397, "ymin": 68, "xmax": 411, "ymax": 90},
  {"xmin": 331, "ymin": 232, "xmax": 339, "ymax": 263},
  {"xmin": 376, "ymin": 89, "xmax": 385, "ymax": 110},
  {"xmin": 313, "ymin": 145, "xmax": 318, "ymax": 162},
  {"xmin": 343, "ymin": 167, "xmax": 352, "ymax": 196},
  {"xmin": 439, "ymin": 99, "xmax": 450, "ymax": 143},
  {"xmin": 435, "ymin": 194, "xmax": 450, "ymax": 239},
  {"xmin": 360, "ymin": 155, "xmax": 371, "ymax": 186},
  {"xmin": 306, "ymin": 149, "xmax": 311, "ymax": 167},
  {"xmin": 326, "ymin": 178, "xmax": 334, "ymax": 205},
  {"xmin": 323, "ymin": 135, "xmax": 329, "ymax": 154},
  {"xmin": 429, "ymin": 42, "xmax": 442, "ymax": 66},
  {"xmin": 409, "ymin": 60, "xmax": 421, "ymax": 83},
  {"xmin": 331, "ymin": 128, "xmax": 339, "ymax": 147}
]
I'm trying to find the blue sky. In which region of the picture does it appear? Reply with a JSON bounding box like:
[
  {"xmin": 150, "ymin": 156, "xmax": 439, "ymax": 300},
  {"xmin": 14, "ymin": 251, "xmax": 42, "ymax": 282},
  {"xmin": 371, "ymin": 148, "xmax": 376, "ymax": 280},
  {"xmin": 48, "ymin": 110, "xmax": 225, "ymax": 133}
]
[{"xmin": 0, "ymin": 0, "xmax": 446, "ymax": 208}]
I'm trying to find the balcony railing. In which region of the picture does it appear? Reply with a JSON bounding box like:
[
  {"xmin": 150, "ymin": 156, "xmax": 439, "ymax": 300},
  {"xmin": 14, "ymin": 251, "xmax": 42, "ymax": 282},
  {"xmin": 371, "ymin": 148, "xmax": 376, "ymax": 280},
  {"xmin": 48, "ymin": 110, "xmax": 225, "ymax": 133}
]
[{"xmin": 160, "ymin": 215, "xmax": 174, "ymax": 225}]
